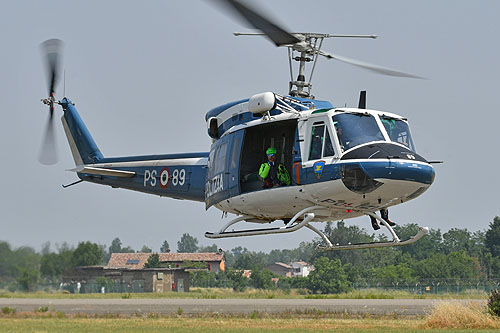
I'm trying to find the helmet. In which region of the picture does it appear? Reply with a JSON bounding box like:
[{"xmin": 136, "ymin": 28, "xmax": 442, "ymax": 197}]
[{"xmin": 266, "ymin": 147, "xmax": 277, "ymax": 155}]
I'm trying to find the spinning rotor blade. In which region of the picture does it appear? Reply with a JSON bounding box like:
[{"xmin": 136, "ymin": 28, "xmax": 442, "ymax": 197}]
[
  {"xmin": 38, "ymin": 114, "xmax": 58, "ymax": 165},
  {"xmin": 41, "ymin": 39, "xmax": 64, "ymax": 96},
  {"xmin": 219, "ymin": 0, "xmax": 300, "ymax": 46},
  {"xmin": 318, "ymin": 50, "xmax": 424, "ymax": 79},
  {"xmin": 39, "ymin": 38, "xmax": 64, "ymax": 165}
]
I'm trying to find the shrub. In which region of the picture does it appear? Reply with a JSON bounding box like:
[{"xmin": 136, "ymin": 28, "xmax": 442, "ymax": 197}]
[
  {"xmin": 36, "ymin": 306, "xmax": 49, "ymax": 313},
  {"xmin": 424, "ymin": 301, "xmax": 499, "ymax": 329},
  {"xmin": 1, "ymin": 306, "xmax": 16, "ymax": 315},
  {"xmin": 488, "ymin": 289, "xmax": 500, "ymax": 317}
]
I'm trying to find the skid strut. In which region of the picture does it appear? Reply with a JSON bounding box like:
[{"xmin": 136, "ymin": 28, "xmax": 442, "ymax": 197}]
[{"xmin": 205, "ymin": 206, "xmax": 320, "ymax": 239}]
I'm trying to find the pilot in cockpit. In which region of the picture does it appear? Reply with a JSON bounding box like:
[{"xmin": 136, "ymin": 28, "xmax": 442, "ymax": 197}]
[{"xmin": 258, "ymin": 147, "xmax": 290, "ymax": 188}]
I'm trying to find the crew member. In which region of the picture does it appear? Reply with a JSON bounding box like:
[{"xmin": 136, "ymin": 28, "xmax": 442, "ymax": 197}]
[
  {"xmin": 370, "ymin": 208, "xmax": 396, "ymax": 230},
  {"xmin": 258, "ymin": 147, "xmax": 290, "ymax": 188}
]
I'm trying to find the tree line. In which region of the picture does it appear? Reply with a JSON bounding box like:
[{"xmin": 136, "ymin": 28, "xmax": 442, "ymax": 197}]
[{"xmin": 1, "ymin": 216, "xmax": 500, "ymax": 293}]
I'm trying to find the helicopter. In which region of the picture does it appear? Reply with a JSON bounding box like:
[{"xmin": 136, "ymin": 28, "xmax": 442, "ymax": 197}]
[{"xmin": 39, "ymin": 0, "xmax": 436, "ymax": 251}]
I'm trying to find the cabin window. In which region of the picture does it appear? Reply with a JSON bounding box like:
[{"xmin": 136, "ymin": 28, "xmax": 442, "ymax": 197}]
[
  {"xmin": 207, "ymin": 142, "xmax": 228, "ymax": 179},
  {"xmin": 380, "ymin": 116, "xmax": 415, "ymax": 152},
  {"xmin": 230, "ymin": 137, "xmax": 241, "ymax": 169},
  {"xmin": 308, "ymin": 122, "xmax": 335, "ymax": 160},
  {"xmin": 333, "ymin": 113, "xmax": 384, "ymax": 152},
  {"xmin": 213, "ymin": 143, "xmax": 228, "ymax": 174}
]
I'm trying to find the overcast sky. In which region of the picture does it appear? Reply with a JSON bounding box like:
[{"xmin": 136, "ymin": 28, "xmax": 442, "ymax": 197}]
[{"xmin": 1, "ymin": 0, "xmax": 499, "ymax": 253}]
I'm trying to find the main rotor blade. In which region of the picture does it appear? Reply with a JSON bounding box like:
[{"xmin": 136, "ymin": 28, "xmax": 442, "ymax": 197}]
[
  {"xmin": 38, "ymin": 114, "xmax": 58, "ymax": 165},
  {"xmin": 219, "ymin": 0, "xmax": 300, "ymax": 46},
  {"xmin": 319, "ymin": 50, "xmax": 424, "ymax": 79},
  {"xmin": 40, "ymin": 39, "xmax": 64, "ymax": 95}
]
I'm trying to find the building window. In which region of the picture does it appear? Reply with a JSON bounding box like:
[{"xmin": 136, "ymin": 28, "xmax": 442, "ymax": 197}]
[{"xmin": 126, "ymin": 259, "xmax": 139, "ymax": 265}]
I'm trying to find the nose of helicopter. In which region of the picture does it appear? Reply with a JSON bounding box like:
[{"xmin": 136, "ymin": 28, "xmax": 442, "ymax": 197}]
[
  {"xmin": 371, "ymin": 160, "xmax": 435, "ymax": 184},
  {"xmin": 340, "ymin": 160, "xmax": 435, "ymax": 195}
]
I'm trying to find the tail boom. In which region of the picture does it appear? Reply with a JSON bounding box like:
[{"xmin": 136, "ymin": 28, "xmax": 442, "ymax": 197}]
[{"xmin": 60, "ymin": 97, "xmax": 208, "ymax": 203}]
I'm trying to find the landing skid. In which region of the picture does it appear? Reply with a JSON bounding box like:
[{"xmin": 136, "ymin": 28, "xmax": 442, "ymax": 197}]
[
  {"xmin": 317, "ymin": 213, "xmax": 429, "ymax": 251},
  {"xmin": 205, "ymin": 209, "xmax": 429, "ymax": 251}
]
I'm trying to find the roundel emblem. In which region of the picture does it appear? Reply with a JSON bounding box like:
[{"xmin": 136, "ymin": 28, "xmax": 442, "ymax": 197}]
[{"xmin": 159, "ymin": 167, "xmax": 170, "ymax": 188}]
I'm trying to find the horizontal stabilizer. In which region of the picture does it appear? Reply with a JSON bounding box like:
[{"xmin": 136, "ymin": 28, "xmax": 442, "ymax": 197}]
[{"xmin": 67, "ymin": 166, "xmax": 136, "ymax": 178}]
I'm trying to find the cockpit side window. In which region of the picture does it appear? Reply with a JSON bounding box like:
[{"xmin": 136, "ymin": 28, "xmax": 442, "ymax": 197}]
[
  {"xmin": 323, "ymin": 128, "xmax": 335, "ymax": 157},
  {"xmin": 309, "ymin": 123, "xmax": 324, "ymax": 160},
  {"xmin": 308, "ymin": 122, "xmax": 336, "ymax": 160},
  {"xmin": 380, "ymin": 116, "xmax": 415, "ymax": 152},
  {"xmin": 333, "ymin": 113, "xmax": 384, "ymax": 152}
]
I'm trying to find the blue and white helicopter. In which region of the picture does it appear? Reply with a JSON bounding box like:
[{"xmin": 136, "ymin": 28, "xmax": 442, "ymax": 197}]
[{"xmin": 39, "ymin": 0, "xmax": 436, "ymax": 251}]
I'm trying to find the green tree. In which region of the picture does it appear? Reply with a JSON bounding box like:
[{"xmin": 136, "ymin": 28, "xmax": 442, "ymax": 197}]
[
  {"xmin": 225, "ymin": 269, "xmax": 249, "ymax": 291},
  {"xmin": 16, "ymin": 268, "xmax": 39, "ymax": 292},
  {"xmin": 368, "ymin": 263, "xmax": 416, "ymax": 285},
  {"xmin": 199, "ymin": 244, "xmax": 218, "ymax": 252},
  {"xmin": 0, "ymin": 241, "xmax": 15, "ymax": 279},
  {"xmin": 109, "ymin": 238, "xmax": 122, "ymax": 254},
  {"xmin": 160, "ymin": 240, "xmax": 170, "ymax": 253},
  {"xmin": 71, "ymin": 242, "xmax": 104, "ymax": 267},
  {"xmin": 233, "ymin": 251, "xmax": 267, "ymax": 270},
  {"xmin": 144, "ymin": 253, "xmax": 161, "ymax": 268},
  {"xmin": 413, "ymin": 250, "xmax": 482, "ymax": 281},
  {"xmin": 312, "ymin": 221, "xmax": 374, "ymax": 267},
  {"xmin": 121, "ymin": 246, "xmax": 135, "ymax": 253},
  {"xmin": 394, "ymin": 224, "xmax": 442, "ymax": 260},
  {"xmin": 307, "ymin": 257, "xmax": 350, "ymax": 294},
  {"xmin": 447, "ymin": 250, "xmax": 483, "ymax": 281},
  {"xmin": 249, "ymin": 267, "xmax": 275, "ymax": 289},
  {"xmin": 412, "ymin": 253, "xmax": 449, "ymax": 279},
  {"xmin": 177, "ymin": 233, "xmax": 199, "ymax": 253},
  {"xmin": 486, "ymin": 216, "xmax": 500, "ymax": 258},
  {"xmin": 442, "ymin": 228, "xmax": 483, "ymax": 256},
  {"xmin": 140, "ymin": 245, "xmax": 152, "ymax": 253},
  {"xmin": 231, "ymin": 246, "xmax": 246, "ymax": 257},
  {"xmin": 40, "ymin": 249, "xmax": 73, "ymax": 282}
]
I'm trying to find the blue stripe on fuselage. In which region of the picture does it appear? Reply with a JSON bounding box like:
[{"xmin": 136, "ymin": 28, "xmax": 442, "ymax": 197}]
[
  {"xmin": 98, "ymin": 152, "xmax": 209, "ymax": 163},
  {"xmin": 299, "ymin": 160, "xmax": 434, "ymax": 186}
]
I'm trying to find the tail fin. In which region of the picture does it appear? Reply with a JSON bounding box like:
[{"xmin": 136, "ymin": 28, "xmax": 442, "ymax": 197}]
[{"xmin": 60, "ymin": 98, "xmax": 103, "ymax": 165}]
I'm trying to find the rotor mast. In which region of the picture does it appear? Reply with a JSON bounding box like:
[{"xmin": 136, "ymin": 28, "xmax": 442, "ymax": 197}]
[
  {"xmin": 286, "ymin": 33, "xmax": 377, "ymax": 98},
  {"xmin": 225, "ymin": 0, "xmax": 422, "ymax": 99},
  {"xmin": 234, "ymin": 32, "xmax": 378, "ymax": 98}
]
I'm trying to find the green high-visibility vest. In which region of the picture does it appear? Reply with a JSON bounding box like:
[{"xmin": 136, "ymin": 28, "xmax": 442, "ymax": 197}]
[
  {"xmin": 259, "ymin": 163, "xmax": 270, "ymax": 179},
  {"xmin": 278, "ymin": 164, "xmax": 290, "ymax": 186},
  {"xmin": 258, "ymin": 162, "xmax": 290, "ymax": 186}
]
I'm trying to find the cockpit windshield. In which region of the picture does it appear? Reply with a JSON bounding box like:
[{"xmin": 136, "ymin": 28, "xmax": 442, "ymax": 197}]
[
  {"xmin": 332, "ymin": 113, "xmax": 385, "ymax": 152},
  {"xmin": 379, "ymin": 116, "xmax": 415, "ymax": 151}
]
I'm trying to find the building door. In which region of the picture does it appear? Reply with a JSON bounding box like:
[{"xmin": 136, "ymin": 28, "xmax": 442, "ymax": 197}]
[
  {"xmin": 155, "ymin": 281, "xmax": 164, "ymax": 293},
  {"xmin": 177, "ymin": 278, "xmax": 185, "ymax": 292},
  {"xmin": 132, "ymin": 280, "xmax": 145, "ymax": 292}
]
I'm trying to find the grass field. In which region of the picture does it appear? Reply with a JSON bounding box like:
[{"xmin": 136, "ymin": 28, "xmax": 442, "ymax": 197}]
[
  {"xmin": 0, "ymin": 316, "xmax": 498, "ymax": 332},
  {"xmin": 0, "ymin": 288, "xmax": 489, "ymax": 300},
  {"xmin": 0, "ymin": 301, "xmax": 499, "ymax": 332},
  {"xmin": 0, "ymin": 317, "xmax": 469, "ymax": 333}
]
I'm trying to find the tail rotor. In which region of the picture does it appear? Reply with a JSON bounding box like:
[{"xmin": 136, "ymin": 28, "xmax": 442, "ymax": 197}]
[{"xmin": 39, "ymin": 38, "xmax": 64, "ymax": 165}]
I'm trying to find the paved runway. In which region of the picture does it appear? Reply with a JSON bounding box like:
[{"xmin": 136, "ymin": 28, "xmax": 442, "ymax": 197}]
[{"xmin": 0, "ymin": 298, "xmax": 485, "ymax": 316}]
